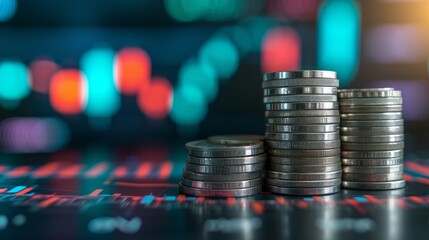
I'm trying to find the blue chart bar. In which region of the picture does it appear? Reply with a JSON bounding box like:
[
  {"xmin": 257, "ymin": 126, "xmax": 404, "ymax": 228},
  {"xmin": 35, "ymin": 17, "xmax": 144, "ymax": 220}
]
[
  {"xmin": 141, "ymin": 195, "xmax": 155, "ymax": 205},
  {"xmin": 304, "ymin": 197, "xmax": 314, "ymax": 202},
  {"xmin": 7, "ymin": 186, "xmax": 26, "ymax": 193},
  {"xmin": 354, "ymin": 196, "xmax": 368, "ymax": 203},
  {"xmin": 164, "ymin": 196, "xmax": 176, "ymax": 201}
]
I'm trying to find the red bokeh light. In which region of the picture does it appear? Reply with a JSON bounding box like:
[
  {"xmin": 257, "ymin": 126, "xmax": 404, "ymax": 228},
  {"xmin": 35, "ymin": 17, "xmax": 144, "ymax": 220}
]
[
  {"xmin": 115, "ymin": 47, "xmax": 151, "ymax": 95},
  {"xmin": 30, "ymin": 59, "xmax": 59, "ymax": 94},
  {"xmin": 137, "ymin": 76, "xmax": 172, "ymax": 119},
  {"xmin": 262, "ymin": 27, "xmax": 301, "ymax": 73}
]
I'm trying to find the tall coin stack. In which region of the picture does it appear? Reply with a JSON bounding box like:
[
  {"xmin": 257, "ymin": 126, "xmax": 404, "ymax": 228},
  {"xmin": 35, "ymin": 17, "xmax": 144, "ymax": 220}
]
[
  {"xmin": 179, "ymin": 138, "xmax": 265, "ymax": 197},
  {"xmin": 338, "ymin": 88, "xmax": 406, "ymax": 190},
  {"xmin": 262, "ymin": 70, "xmax": 342, "ymax": 195}
]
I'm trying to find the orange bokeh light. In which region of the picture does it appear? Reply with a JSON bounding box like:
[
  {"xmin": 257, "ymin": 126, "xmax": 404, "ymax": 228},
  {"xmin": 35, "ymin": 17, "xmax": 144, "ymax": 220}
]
[
  {"xmin": 115, "ymin": 47, "xmax": 151, "ymax": 95},
  {"xmin": 137, "ymin": 76, "xmax": 172, "ymax": 119},
  {"xmin": 49, "ymin": 69, "xmax": 84, "ymax": 115}
]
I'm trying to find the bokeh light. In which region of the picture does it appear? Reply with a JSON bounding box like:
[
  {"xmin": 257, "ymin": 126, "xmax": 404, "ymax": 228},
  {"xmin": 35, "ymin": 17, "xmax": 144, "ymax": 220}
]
[
  {"xmin": 267, "ymin": 0, "xmax": 322, "ymax": 21},
  {"xmin": 199, "ymin": 36, "xmax": 239, "ymax": 81},
  {"xmin": 178, "ymin": 58, "xmax": 218, "ymax": 102},
  {"xmin": 114, "ymin": 47, "xmax": 151, "ymax": 95},
  {"xmin": 164, "ymin": 0, "xmax": 253, "ymax": 22},
  {"xmin": 317, "ymin": 0, "xmax": 360, "ymax": 87},
  {"xmin": 50, "ymin": 69, "xmax": 85, "ymax": 115},
  {"xmin": 217, "ymin": 26, "xmax": 253, "ymax": 57},
  {"xmin": 240, "ymin": 17, "xmax": 279, "ymax": 52},
  {"xmin": 262, "ymin": 27, "xmax": 301, "ymax": 73},
  {"xmin": 81, "ymin": 48, "xmax": 120, "ymax": 118},
  {"xmin": 366, "ymin": 25, "xmax": 425, "ymax": 64},
  {"xmin": 170, "ymin": 85, "xmax": 207, "ymax": 126},
  {"xmin": 0, "ymin": 61, "xmax": 30, "ymax": 102},
  {"xmin": 0, "ymin": 117, "xmax": 70, "ymax": 153},
  {"xmin": 138, "ymin": 76, "xmax": 173, "ymax": 119},
  {"xmin": 372, "ymin": 80, "xmax": 429, "ymax": 121},
  {"xmin": 30, "ymin": 59, "xmax": 59, "ymax": 94},
  {"xmin": 0, "ymin": 0, "xmax": 16, "ymax": 22}
]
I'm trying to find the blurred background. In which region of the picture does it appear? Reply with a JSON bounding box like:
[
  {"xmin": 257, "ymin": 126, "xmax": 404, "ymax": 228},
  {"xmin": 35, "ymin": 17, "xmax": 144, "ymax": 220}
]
[{"xmin": 0, "ymin": 0, "xmax": 428, "ymax": 156}]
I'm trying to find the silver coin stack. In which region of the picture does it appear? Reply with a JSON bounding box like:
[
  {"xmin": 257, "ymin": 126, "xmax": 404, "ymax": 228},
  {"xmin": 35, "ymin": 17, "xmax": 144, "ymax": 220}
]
[
  {"xmin": 262, "ymin": 70, "xmax": 342, "ymax": 195},
  {"xmin": 339, "ymin": 88, "xmax": 406, "ymax": 190},
  {"xmin": 179, "ymin": 138, "xmax": 265, "ymax": 197}
]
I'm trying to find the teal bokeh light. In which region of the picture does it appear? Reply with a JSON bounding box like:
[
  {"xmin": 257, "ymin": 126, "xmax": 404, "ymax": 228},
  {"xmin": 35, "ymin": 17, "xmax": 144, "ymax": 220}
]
[
  {"xmin": 81, "ymin": 48, "xmax": 120, "ymax": 118},
  {"xmin": 0, "ymin": 61, "xmax": 30, "ymax": 101},
  {"xmin": 317, "ymin": 0, "xmax": 360, "ymax": 87},
  {"xmin": 164, "ymin": 0, "xmax": 210, "ymax": 22},
  {"xmin": 199, "ymin": 37, "xmax": 239, "ymax": 81},
  {"xmin": 178, "ymin": 59, "xmax": 218, "ymax": 102},
  {"xmin": 164, "ymin": 0, "xmax": 244, "ymax": 22},
  {"xmin": 170, "ymin": 85, "xmax": 207, "ymax": 126},
  {"xmin": 0, "ymin": 0, "xmax": 16, "ymax": 22}
]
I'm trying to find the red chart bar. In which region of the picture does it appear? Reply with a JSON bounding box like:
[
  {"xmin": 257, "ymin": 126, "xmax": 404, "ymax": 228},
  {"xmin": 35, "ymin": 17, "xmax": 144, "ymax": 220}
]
[
  {"xmin": 15, "ymin": 187, "xmax": 34, "ymax": 196},
  {"xmin": 84, "ymin": 162, "xmax": 109, "ymax": 178},
  {"xmin": 32, "ymin": 162, "xmax": 63, "ymax": 178},
  {"xmin": 6, "ymin": 166, "xmax": 31, "ymax": 178},
  {"xmin": 39, "ymin": 197, "xmax": 60, "ymax": 208},
  {"xmin": 89, "ymin": 189, "xmax": 103, "ymax": 196},
  {"xmin": 158, "ymin": 161, "xmax": 173, "ymax": 179},
  {"xmin": 57, "ymin": 164, "xmax": 82, "ymax": 178},
  {"xmin": 135, "ymin": 162, "xmax": 152, "ymax": 178}
]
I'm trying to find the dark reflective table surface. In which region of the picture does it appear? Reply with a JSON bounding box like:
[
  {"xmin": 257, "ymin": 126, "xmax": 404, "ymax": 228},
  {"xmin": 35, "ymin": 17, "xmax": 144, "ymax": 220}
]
[{"xmin": 0, "ymin": 145, "xmax": 428, "ymax": 239}]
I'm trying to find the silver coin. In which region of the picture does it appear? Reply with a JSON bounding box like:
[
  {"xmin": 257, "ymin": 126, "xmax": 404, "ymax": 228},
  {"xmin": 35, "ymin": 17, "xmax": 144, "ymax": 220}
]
[
  {"xmin": 263, "ymin": 70, "xmax": 337, "ymax": 80},
  {"xmin": 263, "ymin": 95, "xmax": 337, "ymax": 103},
  {"xmin": 340, "ymin": 126, "xmax": 404, "ymax": 135},
  {"xmin": 338, "ymin": 88, "xmax": 394, "ymax": 92},
  {"xmin": 342, "ymin": 164, "xmax": 403, "ymax": 174},
  {"xmin": 264, "ymin": 184, "xmax": 340, "ymax": 195},
  {"xmin": 267, "ymin": 162, "xmax": 342, "ymax": 173},
  {"xmin": 341, "ymin": 179, "xmax": 406, "ymax": 190},
  {"xmin": 266, "ymin": 170, "xmax": 342, "ymax": 180},
  {"xmin": 269, "ymin": 156, "xmax": 340, "ymax": 165},
  {"xmin": 264, "ymin": 86, "xmax": 337, "ymax": 96},
  {"xmin": 265, "ymin": 110, "xmax": 339, "ymax": 117},
  {"xmin": 207, "ymin": 134, "xmax": 265, "ymax": 144},
  {"xmin": 342, "ymin": 188, "xmax": 405, "ymax": 197},
  {"xmin": 180, "ymin": 177, "xmax": 262, "ymax": 189},
  {"xmin": 264, "ymin": 177, "xmax": 341, "ymax": 188},
  {"xmin": 266, "ymin": 124, "xmax": 339, "ymax": 133},
  {"xmin": 341, "ymin": 157, "xmax": 403, "ymax": 166},
  {"xmin": 186, "ymin": 162, "xmax": 265, "ymax": 174},
  {"xmin": 266, "ymin": 140, "xmax": 340, "ymax": 150},
  {"xmin": 269, "ymin": 148, "xmax": 341, "ymax": 157},
  {"xmin": 339, "ymin": 97, "xmax": 402, "ymax": 106},
  {"xmin": 340, "ymin": 112, "xmax": 402, "ymax": 120},
  {"xmin": 182, "ymin": 169, "xmax": 262, "ymax": 182},
  {"xmin": 179, "ymin": 183, "xmax": 261, "ymax": 197},
  {"xmin": 340, "ymin": 119, "xmax": 403, "ymax": 127},
  {"xmin": 342, "ymin": 171, "xmax": 403, "ymax": 182},
  {"xmin": 266, "ymin": 102, "xmax": 338, "ymax": 110},
  {"xmin": 265, "ymin": 132, "xmax": 339, "ymax": 141},
  {"xmin": 341, "ymin": 150, "xmax": 403, "ymax": 159},
  {"xmin": 340, "ymin": 134, "xmax": 404, "ymax": 143},
  {"xmin": 341, "ymin": 142, "xmax": 404, "ymax": 151},
  {"xmin": 339, "ymin": 105, "xmax": 402, "ymax": 113},
  {"xmin": 267, "ymin": 116, "xmax": 340, "ymax": 125},
  {"xmin": 187, "ymin": 154, "xmax": 266, "ymax": 165},
  {"xmin": 338, "ymin": 89, "xmax": 401, "ymax": 98},
  {"xmin": 186, "ymin": 139, "xmax": 265, "ymax": 158}
]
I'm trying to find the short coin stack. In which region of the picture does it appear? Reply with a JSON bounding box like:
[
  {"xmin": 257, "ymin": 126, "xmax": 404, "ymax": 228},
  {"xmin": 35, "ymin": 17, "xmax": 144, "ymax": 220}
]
[
  {"xmin": 338, "ymin": 88, "xmax": 406, "ymax": 190},
  {"xmin": 179, "ymin": 138, "xmax": 265, "ymax": 197},
  {"xmin": 262, "ymin": 70, "xmax": 342, "ymax": 195}
]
